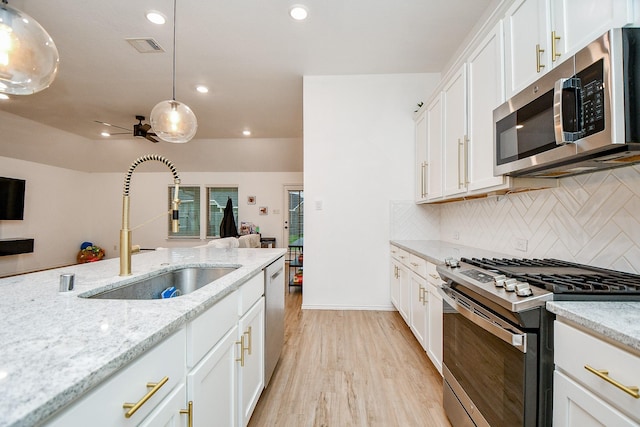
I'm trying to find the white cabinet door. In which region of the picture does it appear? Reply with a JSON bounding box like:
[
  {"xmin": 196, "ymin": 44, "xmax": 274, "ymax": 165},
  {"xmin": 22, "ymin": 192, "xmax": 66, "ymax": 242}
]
[
  {"xmin": 427, "ymin": 94, "xmax": 443, "ymax": 200},
  {"xmin": 238, "ymin": 297, "xmax": 265, "ymax": 427},
  {"xmin": 390, "ymin": 257, "xmax": 401, "ymax": 309},
  {"xmin": 552, "ymin": 0, "xmax": 635, "ymax": 62},
  {"xmin": 467, "ymin": 21, "xmax": 507, "ymax": 193},
  {"xmin": 504, "ymin": 0, "xmax": 550, "ymax": 97},
  {"xmin": 409, "ymin": 272, "xmax": 428, "ymax": 350},
  {"xmin": 415, "ymin": 109, "xmax": 428, "ymax": 203},
  {"xmin": 427, "ymin": 283, "xmax": 443, "ymax": 375},
  {"xmin": 553, "ymin": 371, "xmax": 639, "ymax": 427},
  {"xmin": 397, "ymin": 261, "xmax": 411, "ymax": 323},
  {"xmin": 442, "ymin": 65, "xmax": 468, "ymax": 197},
  {"xmin": 186, "ymin": 326, "xmax": 238, "ymax": 427}
]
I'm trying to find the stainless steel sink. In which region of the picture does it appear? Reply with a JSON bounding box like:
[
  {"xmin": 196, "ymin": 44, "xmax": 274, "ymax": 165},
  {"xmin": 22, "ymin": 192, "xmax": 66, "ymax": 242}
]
[{"xmin": 87, "ymin": 266, "xmax": 238, "ymax": 300}]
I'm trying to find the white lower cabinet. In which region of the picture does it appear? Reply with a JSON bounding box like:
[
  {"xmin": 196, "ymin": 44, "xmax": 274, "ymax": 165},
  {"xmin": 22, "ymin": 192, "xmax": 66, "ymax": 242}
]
[
  {"xmin": 44, "ymin": 329, "xmax": 187, "ymax": 427},
  {"xmin": 389, "ymin": 246, "xmax": 443, "ymax": 375},
  {"xmin": 187, "ymin": 325, "xmax": 239, "ymax": 427},
  {"xmin": 238, "ymin": 297, "xmax": 265, "ymax": 427},
  {"xmin": 426, "ymin": 262, "xmax": 443, "ymax": 375},
  {"xmin": 43, "ymin": 271, "xmax": 267, "ymax": 427},
  {"xmin": 554, "ymin": 371, "xmax": 638, "ymax": 427},
  {"xmin": 390, "ymin": 245, "xmax": 411, "ymax": 322},
  {"xmin": 554, "ymin": 321, "xmax": 640, "ymax": 426},
  {"xmin": 409, "ymin": 271, "xmax": 428, "ymax": 350}
]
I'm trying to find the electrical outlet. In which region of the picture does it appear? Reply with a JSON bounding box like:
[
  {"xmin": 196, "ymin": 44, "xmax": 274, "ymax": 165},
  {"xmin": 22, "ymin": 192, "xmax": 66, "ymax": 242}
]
[
  {"xmin": 515, "ymin": 238, "xmax": 528, "ymax": 252},
  {"xmin": 452, "ymin": 231, "xmax": 459, "ymax": 240}
]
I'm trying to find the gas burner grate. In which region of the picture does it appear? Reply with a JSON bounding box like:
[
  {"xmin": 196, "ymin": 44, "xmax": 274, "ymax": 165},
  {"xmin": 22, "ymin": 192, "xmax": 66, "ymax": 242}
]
[{"xmin": 461, "ymin": 257, "xmax": 640, "ymax": 294}]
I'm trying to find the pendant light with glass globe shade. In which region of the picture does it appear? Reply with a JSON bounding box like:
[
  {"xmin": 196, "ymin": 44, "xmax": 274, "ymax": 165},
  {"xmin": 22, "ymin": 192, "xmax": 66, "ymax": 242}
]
[
  {"xmin": 150, "ymin": 0, "xmax": 197, "ymax": 143},
  {"xmin": 0, "ymin": 0, "xmax": 59, "ymax": 95}
]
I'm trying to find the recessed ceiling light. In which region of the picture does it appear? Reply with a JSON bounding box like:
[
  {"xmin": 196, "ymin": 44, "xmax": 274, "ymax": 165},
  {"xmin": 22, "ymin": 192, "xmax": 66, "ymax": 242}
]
[
  {"xmin": 146, "ymin": 11, "xmax": 166, "ymax": 25},
  {"xmin": 101, "ymin": 131, "xmax": 111, "ymax": 137},
  {"xmin": 196, "ymin": 85, "xmax": 209, "ymax": 94},
  {"xmin": 242, "ymin": 130, "xmax": 251, "ymax": 136},
  {"xmin": 289, "ymin": 5, "xmax": 308, "ymax": 21},
  {"xmin": 0, "ymin": 94, "xmax": 9, "ymax": 100}
]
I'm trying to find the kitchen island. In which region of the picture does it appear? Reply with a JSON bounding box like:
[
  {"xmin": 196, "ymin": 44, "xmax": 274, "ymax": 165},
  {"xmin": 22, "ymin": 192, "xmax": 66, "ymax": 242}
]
[{"xmin": 0, "ymin": 246, "xmax": 285, "ymax": 427}]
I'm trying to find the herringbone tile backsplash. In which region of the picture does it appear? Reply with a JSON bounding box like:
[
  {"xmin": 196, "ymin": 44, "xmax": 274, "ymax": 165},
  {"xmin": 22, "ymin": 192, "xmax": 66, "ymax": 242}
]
[{"xmin": 391, "ymin": 165, "xmax": 640, "ymax": 274}]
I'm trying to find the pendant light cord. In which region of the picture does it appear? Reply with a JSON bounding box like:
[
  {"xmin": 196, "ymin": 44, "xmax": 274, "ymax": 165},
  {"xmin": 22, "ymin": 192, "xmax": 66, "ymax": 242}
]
[{"xmin": 172, "ymin": 0, "xmax": 177, "ymax": 101}]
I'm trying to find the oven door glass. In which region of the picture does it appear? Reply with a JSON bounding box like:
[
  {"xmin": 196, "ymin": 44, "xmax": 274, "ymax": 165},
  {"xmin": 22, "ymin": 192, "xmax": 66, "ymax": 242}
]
[{"xmin": 443, "ymin": 298, "xmax": 534, "ymax": 426}]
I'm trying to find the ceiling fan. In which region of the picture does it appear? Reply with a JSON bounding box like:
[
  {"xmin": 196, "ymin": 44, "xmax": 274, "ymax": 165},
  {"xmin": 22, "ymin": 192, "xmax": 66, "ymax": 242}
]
[{"xmin": 94, "ymin": 115, "xmax": 159, "ymax": 143}]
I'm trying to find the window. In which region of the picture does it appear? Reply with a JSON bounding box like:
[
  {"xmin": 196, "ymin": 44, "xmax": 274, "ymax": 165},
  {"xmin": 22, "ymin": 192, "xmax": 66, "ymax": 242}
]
[
  {"xmin": 168, "ymin": 186, "xmax": 200, "ymax": 238},
  {"xmin": 207, "ymin": 187, "xmax": 239, "ymax": 238}
]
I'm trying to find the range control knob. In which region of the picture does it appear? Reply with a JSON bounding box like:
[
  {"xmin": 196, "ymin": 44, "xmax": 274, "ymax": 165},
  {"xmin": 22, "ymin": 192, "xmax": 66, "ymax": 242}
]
[
  {"xmin": 444, "ymin": 258, "xmax": 460, "ymax": 268},
  {"xmin": 515, "ymin": 282, "xmax": 533, "ymax": 297},
  {"xmin": 504, "ymin": 278, "xmax": 517, "ymax": 291},
  {"xmin": 493, "ymin": 275, "xmax": 507, "ymax": 287}
]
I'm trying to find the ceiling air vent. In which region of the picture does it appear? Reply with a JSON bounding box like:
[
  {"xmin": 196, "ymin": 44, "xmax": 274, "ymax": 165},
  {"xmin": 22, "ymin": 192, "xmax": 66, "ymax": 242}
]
[{"xmin": 125, "ymin": 38, "xmax": 165, "ymax": 53}]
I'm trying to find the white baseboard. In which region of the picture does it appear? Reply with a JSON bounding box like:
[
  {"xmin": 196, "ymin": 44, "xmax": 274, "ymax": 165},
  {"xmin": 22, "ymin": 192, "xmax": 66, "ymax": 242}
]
[{"xmin": 301, "ymin": 303, "xmax": 396, "ymax": 311}]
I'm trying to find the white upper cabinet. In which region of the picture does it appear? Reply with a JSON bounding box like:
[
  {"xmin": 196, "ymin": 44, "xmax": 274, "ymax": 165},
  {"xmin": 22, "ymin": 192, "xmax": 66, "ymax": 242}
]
[
  {"xmin": 467, "ymin": 21, "xmax": 507, "ymax": 192},
  {"xmin": 504, "ymin": 0, "xmax": 549, "ymax": 97},
  {"xmin": 442, "ymin": 65, "xmax": 468, "ymax": 198},
  {"xmin": 426, "ymin": 95, "xmax": 444, "ymax": 201},
  {"xmin": 552, "ymin": 0, "xmax": 636, "ymax": 60},
  {"xmin": 415, "ymin": 109, "xmax": 428, "ymax": 203},
  {"xmin": 505, "ymin": 0, "xmax": 637, "ymax": 97}
]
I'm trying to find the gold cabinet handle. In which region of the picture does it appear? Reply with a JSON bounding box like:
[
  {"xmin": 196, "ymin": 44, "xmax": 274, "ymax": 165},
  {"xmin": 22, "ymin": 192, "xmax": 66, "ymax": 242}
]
[
  {"xmin": 463, "ymin": 135, "xmax": 469, "ymax": 185},
  {"xmin": 536, "ymin": 44, "xmax": 545, "ymax": 73},
  {"xmin": 123, "ymin": 376, "xmax": 169, "ymax": 418},
  {"xmin": 236, "ymin": 336, "xmax": 245, "ymax": 367},
  {"xmin": 429, "ymin": 273, "xmax": 440, "ymax": 281},
  {"xmin": 180, "ymin": 401, "xmax": 193, "ymax": 427},
  {"xmin": 410, "ymin": 262, "xmax": 420, "ymax": 267},
  {"xmin": 584, "ymin": 365, "xmax": 640, "ymax": 399},
  {"xmin": 457, "ymin": 138, "xmax": 463, "ymax": 188},
  {"xmin": 551, "ymin": 31, "xmax": 561, "ymax": 62},
  {"xmin": 245, "ymin": 326, "xmax": 252, "ymax": 356},
  {"xmin": 418, "ymin": 285, "xmax": 424, "ymax": 303}
]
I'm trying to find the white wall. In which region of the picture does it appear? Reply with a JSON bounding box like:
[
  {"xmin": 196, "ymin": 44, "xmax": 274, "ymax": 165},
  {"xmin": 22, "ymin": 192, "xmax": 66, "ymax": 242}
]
[
  {"xmin": 302, "ymin": 73, "xmax": 439, "ymax": 310},
  {"xmin": 0, "ymin": 157, "xmax": 92, "ymax": 276}
]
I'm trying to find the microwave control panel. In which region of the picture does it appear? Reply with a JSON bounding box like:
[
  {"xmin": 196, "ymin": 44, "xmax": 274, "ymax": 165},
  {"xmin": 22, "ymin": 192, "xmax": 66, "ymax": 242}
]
[{"xmin": 579, "ymin": 59, "xmax": 605, "ymax": 136}]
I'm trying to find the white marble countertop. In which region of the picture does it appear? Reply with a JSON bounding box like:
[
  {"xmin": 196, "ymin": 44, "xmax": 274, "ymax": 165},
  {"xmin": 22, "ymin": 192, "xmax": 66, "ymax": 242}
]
[
  {"xmin": 546, "ymin": 301, "xmax": 640, "ymax": 354},
  {"xmin": 390, "ymin": 239, "xmax": 510, "ymax": 265},
  {"xmin": 0, "ymin": 246, "xmax": 286, "ymax": 427}
]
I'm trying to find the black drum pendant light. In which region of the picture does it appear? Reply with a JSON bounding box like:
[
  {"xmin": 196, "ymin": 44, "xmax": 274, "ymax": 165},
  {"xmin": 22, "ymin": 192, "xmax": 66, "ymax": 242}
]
[
  {"xmin": 150, "ymin": 0, "xmax": 197, "ymax": 143},
  {"xmin": 0, "ymin": 0, "xmax": 59, "ymax": 95}
]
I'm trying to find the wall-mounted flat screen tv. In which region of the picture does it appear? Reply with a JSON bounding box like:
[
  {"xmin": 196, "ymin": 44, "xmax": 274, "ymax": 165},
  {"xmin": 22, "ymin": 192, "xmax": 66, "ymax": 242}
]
[{"xmin": 0, "ymin": 177, "xmax": 26, "ymax": 220}]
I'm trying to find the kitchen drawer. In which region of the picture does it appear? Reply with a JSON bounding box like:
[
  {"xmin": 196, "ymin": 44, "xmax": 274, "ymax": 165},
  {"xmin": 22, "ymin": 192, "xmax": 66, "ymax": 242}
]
[
  {"xmin": 390, "ymin": 245, "xmax": 410, "ymax": 265},
  {"xmin": 44, "ymin": 329, "xmax": 186, "ymax": 427},
  {"xmin": 555, "ymin": 321, "xmax": 640, "ymax": 422},
  {"xmin": 408, "ymin": 254, "xmax": 427, "ymax": 278},
  {"xmin": 239, "ymin": 272, "xmax": 264, "ymax": 316},
  {"xmin": 427, "ymin": 261, "xmax": 442, "ymax": 286},
  {"xmin": 187, "ymin": 289, "xmax": 238, "ymax": 367}
]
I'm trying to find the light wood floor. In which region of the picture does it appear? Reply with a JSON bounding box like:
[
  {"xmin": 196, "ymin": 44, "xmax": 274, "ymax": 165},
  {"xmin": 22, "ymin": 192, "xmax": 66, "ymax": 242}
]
[{"xmin": 249, "ymin": 289, "xmax": 451, "ymax": 427}]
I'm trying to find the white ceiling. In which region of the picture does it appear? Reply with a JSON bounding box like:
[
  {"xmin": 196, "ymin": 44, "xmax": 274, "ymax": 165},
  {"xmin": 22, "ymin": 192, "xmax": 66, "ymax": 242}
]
[{"xmin": 0, "ymin": 0, "xmax": 494, "ymax": 141}]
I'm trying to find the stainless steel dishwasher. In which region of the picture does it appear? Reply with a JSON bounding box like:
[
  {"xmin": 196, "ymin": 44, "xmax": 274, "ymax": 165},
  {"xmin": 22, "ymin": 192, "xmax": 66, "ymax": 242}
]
[{"xmin": 264, "ymin": 256, "xmax": 285, "ymax": 386}]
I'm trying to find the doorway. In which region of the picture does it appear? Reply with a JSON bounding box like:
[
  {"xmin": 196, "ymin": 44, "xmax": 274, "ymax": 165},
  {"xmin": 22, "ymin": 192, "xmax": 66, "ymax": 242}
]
[{"xmin": 283, "ymin": 185, "xmax": 303, "ymax": 292}]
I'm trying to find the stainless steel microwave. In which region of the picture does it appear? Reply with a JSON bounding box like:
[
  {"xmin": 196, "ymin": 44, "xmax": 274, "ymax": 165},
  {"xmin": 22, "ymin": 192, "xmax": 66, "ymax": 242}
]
[{"xmin": 493, "ymin": 28, "xmax": 640, "ymax": 178}]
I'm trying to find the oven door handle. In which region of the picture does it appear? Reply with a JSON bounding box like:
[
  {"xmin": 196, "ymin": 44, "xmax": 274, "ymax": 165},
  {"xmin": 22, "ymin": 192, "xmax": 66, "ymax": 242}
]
[{"xmin": 441, "ymin": 286, "xmax": 527, "ymax": 353}]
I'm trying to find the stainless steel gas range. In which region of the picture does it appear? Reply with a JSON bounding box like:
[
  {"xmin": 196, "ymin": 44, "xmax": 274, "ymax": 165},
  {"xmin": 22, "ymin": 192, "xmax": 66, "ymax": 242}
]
[{"xmin": 437, "ymin": 257, "xmax": 640, "ymax": 427}]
